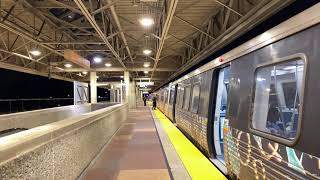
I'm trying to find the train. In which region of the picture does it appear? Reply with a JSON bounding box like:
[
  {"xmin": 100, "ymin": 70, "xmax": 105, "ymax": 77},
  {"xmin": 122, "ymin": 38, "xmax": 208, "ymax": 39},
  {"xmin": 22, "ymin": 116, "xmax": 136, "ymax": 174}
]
[{"xmin": 155, "ymin": 3, "xmax": 320, "ymax": 180}]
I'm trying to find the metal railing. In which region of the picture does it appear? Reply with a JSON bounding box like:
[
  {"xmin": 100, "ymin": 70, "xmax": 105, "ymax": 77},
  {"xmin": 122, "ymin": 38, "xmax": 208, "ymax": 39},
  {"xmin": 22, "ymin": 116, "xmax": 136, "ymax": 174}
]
[{"xmin": 0, "ymin": 98, "xmax": 74, "ymax": 114}]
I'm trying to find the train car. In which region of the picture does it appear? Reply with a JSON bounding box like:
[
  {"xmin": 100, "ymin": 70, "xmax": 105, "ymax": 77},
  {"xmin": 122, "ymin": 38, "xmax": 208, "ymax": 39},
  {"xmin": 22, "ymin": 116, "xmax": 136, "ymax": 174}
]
[{"xmin": 155, "ymin": 4, "xmax": 320, "ymax": 179}]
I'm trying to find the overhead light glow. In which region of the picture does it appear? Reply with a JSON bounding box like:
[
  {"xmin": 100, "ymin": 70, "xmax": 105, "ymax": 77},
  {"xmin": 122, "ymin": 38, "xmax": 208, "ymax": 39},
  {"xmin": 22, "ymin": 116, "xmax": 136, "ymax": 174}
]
[
  {"xmin": 143, "ymin": 49, "xmax": 152, "ymax": 55},
  {"xmin": 68, "ymin": 15, "xmax": 73, "ymax": 19},
  {"xmin": 139, "ymin": 17, "xmax": 154, "ymax": 27},
  {"xmin": 82, "ymin": 71, "xmax": 88, "ymax": 75},
  {"xmin": 120, "ymin": 76, "xmax": 124, "ymax": 78},
  {"xmin": 64, "ymin": 63, "xmax": 72, "ymax": 68},
  {"xmin": 105, "ymin": 63, "xmax": 112, "ymax": 67},
  {"xmin": 96, "ymin": 76, "xmax": 99, "ymax": 79},
  {"xmin": 93, "ymin": 57, "xmax": 102, "ymax": 63},
  {"xmin": 144, "ymin": 71, "xmax": 149, "ymax": 74},
  {"xmin": 195, "ymin": 69, "xmax": 201, "ymax": 74},
  {"xmin": 143, "ymin": 63, "xmax": 150, "ymax": 67},
  {"xmin": 184, "ymin": 75, "xmax": 189, "ymax": 79},
  {"xmin": 30, "ymin": 50, "xmax": 41, "ymax": 56}
]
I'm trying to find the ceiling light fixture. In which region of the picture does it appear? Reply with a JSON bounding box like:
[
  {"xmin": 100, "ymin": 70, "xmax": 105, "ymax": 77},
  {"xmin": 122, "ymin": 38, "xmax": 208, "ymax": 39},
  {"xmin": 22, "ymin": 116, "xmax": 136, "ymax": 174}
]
[
  {"xmin": 144, "ymin": 71, "xmax": 149, "ymax": 74},
  {"xmin": 143, "ymin": 63, "xmax": 150, "ymax": 67},
  {"xmin": 143, "ymin": 49, "xmax": 152, "ymax": 55},
  {"xmin": 96, "ymin": 76, "xmax": 99, "ymax": 79},
  {"xmin": 30, "ymin": 49, "xmax": 41, "ymax": 56},
  {"xmin": 105, "ymin": 63, "xmax": 112, "ymax": 67},
  {"xmin": 139, "ymin": 17, "xmax": 154, "ymax": 27},
  {"xmin": 120, "ymin": 76, "xmax": 124, "ymax": 78},
  {"xmin": 64, "ymin": 63, "xmax": 72, "ymax": 68},
  {"xmin": 93, "ymin": 57, "xmax": 102, "ymax": 63},
  {"xmin": 82, "ymin": 71, "xmax": 88, "ymax": 75}
]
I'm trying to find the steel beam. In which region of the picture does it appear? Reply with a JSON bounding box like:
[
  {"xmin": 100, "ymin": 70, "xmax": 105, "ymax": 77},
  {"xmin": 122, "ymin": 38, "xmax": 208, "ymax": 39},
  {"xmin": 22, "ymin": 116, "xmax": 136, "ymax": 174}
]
[
  {"xmin": 152, "ymin": 0, "xmax": 179, "ymax": 77},
  {"xmin": 106, "ymin": 0, "xmax": 134, "ymax": 65},
  {"xmin": 74, "ymin": 0, "xmax": 126, "ymax": 69},
  {"xmin": 53, "ymin": 67, "xmax": 176, "ymax": 72}
]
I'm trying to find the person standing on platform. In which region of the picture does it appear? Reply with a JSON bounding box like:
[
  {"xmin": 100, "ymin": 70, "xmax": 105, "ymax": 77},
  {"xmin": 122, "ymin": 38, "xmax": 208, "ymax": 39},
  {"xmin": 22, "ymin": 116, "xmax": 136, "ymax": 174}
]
[
  {"xmin": 143, "ymin": 96, "xmax": 147, "ymax": 106},
  {"xmin": 152, "ymin": 94, "xmax": 157, "ymax": 110}
]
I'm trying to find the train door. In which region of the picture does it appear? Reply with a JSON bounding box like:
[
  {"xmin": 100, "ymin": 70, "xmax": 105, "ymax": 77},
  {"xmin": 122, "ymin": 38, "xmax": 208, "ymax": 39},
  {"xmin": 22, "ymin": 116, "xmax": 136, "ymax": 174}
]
[
  {"xmin": 172, "ymin": 84, "xmax": 178, "ymax": 122},
  {"xmin": 213, "ymin": 66, "xmax": 230, "ymax": 165}
]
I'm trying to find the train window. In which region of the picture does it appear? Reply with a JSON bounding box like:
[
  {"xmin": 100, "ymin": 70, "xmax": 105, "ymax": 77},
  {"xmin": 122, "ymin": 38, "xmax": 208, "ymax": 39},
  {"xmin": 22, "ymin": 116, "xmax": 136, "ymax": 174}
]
[
  {"xmin": 183, "ymin": 86, "xmax": 191, "ymax": 110},
  {"xmin": 169, "ymin": 88, "xmax": 175, "ymax": 105},
  {"xmin": 178, "ymin": 87, "xmax": 184, "ymax": 108},
  {"xmin": 251, "ymin": 58, "xmax": 305, "ymax": 141},
  {"xmin": 191, "ymin": 84, "xmax": 201, "ymax": 113}
]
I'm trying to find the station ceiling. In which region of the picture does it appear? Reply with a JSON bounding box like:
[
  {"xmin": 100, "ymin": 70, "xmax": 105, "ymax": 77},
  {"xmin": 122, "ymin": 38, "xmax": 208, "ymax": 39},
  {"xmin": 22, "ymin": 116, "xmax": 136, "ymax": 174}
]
[{"xmin": 0, "ymin": 0, "xmax": 294, "ymax": 89}]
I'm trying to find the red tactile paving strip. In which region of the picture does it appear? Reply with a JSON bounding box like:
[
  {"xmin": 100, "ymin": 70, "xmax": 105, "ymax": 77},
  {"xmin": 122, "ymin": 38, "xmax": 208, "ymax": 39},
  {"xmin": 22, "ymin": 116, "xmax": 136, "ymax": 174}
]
[{"xmin": 81, "ymin": 106, "xmax": 171, "ymax": 180}]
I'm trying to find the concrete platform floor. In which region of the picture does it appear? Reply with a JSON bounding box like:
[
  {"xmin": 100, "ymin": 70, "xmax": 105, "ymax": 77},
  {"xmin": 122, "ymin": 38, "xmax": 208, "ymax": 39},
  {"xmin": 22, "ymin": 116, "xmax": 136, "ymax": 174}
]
[{"xmin": 80, "ymin": 106, "xmax": 171, "ymax": 180}]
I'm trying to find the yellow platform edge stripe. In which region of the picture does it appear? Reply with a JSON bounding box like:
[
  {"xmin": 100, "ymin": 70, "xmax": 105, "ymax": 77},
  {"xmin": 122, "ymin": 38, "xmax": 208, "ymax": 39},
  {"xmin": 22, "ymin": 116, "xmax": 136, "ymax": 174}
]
[{"xmin": 154, "ymin": 109, "xmax": 227, "ymax": 180}]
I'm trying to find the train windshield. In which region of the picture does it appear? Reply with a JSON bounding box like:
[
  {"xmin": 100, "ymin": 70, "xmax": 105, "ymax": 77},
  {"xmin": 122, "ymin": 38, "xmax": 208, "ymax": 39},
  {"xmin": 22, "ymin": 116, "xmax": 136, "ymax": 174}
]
[{"xmin": 252, "ymin": 58, "xmax": 304, "ymax": 140}]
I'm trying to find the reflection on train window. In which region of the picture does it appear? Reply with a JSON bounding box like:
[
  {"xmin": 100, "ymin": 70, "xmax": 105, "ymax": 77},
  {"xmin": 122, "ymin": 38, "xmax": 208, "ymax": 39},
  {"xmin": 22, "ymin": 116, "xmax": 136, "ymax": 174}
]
[
  {"xmin": 191, "ymin": 84, "xmax": 200, "ymax": 113},
  {"xmin": 183, "ymin": 86, "xmax": 191, "ymax": 110},
  {"xmin": 252, "ymin": 59, "xmax": 304, "ymax": 140}
]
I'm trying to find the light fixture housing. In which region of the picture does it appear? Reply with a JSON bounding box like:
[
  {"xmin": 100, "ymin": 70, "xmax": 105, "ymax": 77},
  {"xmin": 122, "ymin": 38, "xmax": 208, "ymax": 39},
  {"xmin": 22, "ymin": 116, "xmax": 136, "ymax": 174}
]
[
  {"xmin": 64, "ymin": 63, "xmax": 72, "ymax": 68},
  {"xmin": 143, "ymin": 49, "xmax": 152, "ymax": 55},
  {"xmin": 30, "ymin": 50, "xmax": 41, "ymax": 56},
  {"xmin": 139, "ymin": 17, "xmax": 154, "ymax": 27},
  {"xmin": 93, "ymin": 57, "xmax": 102, "ymax": 63},
  {"xmin": 105, "ymin": 63, "xmax": 112, "ymax": 67}
]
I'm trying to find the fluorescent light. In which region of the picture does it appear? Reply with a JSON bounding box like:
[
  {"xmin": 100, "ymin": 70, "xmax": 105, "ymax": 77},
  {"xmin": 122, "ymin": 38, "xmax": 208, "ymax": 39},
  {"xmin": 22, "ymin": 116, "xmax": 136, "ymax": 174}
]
[
  {"xmin": 96, "ymin": 76, "xmax": 99, "ymax": 79},
  {"xmin": 139, "ymin": 17, "xmax": 154, "ymax": 27},
  {"xmin": 120, "ymin": 76, "xmax": 124, "ymax": 78},
  {"xmin": 184, "ymin": 75, "xmax": 189, "ymax": 79},
  {"xmin": 68, "ymin": 15, "xmax": 73, "ymax": 19},
  {"xmin": 30, "ymin": 50, "xmax": 41, "ymax": 56},
  {"xmin": 195, "ymin": 69, "xmax": 200, "ymax": 74},
  {"xmin": 143, "ymin": 63, "xmax": 150, "ymax": 67},
  {"xmin": 93, "ymin": 57, "xmax": 102, "ymax": 63},
  {"xmin": 105, "ymin": 63, "xmax": 112, "ymax": 67},
  {"xmin": 144, "ymin": 71, "xmax": 148, "ymax": 74},
  {"xmin": 256, "ymin": 77, "xmax": 266, "ymax": 82},
  {"xmin": 82, "ymin": 71, "xmax": 88, "ymax": 75},
  {"xmin": 64, "ymin": 63, "xmax": 72, "ymax": 68},
  {"xmin": 143, "ymin": 49, "xmax": 152, "ymax": 55}
]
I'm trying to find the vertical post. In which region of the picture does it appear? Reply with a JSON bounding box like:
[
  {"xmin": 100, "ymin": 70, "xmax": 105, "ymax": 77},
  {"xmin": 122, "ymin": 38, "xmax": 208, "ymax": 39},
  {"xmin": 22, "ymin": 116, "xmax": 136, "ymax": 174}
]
[
  {"xmin": 124, "ymin": 71, "xmax": 130, "ymax": 103},
  {"xmin": 90, "ymin": 72, "xmax": 97, "ymax": 104},
  {"xmin": 120, "ymin": 80, "xmax": 123, "ymax": 104}
]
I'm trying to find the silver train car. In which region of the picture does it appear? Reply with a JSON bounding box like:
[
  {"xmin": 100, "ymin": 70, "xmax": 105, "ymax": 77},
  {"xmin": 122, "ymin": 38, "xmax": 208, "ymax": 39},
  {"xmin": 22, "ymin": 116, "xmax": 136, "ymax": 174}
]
[{"xmin": 155, "ymin": 4, "xmax": 320, "ymax": 179}]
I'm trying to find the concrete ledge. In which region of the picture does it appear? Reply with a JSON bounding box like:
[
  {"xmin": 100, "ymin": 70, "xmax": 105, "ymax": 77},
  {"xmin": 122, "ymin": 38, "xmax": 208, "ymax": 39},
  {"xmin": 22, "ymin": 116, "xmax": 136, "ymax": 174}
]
[
  {"xmin": 0, "ymin": 103, "xmax": 128, "ymax": 180},
  {"xmin": 0, "ymin": 104, "xmax": 92, "ymax": 132}
]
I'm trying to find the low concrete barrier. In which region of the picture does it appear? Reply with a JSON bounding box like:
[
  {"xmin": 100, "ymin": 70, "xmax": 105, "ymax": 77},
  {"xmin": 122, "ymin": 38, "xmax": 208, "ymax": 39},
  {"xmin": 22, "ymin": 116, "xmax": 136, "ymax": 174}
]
[
  {"xmin": 0, "ymin": 104, "xmax": 92, "ymax": 132},
  {"xmin": 0, "ymin": 103, "xmax": 128, "ymax": 180},
  {"xmin": 0, "ymin": 102, "xmax": 119, "ymax": 133}
]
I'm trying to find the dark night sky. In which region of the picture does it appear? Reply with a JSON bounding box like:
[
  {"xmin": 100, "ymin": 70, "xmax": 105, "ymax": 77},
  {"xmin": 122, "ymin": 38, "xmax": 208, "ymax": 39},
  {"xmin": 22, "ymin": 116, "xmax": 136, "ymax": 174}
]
[{"xmin": 0, "ymin": 68, "xmax": 73, "ymax": 99}]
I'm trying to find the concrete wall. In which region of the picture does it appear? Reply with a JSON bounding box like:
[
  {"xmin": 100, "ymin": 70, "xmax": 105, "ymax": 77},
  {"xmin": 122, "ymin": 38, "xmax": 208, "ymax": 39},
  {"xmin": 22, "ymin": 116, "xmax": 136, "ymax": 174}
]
[
  {"xmin": 0, "ymin": 103, "xmax": 128, "ymax": 180},
  {"xmin": 0, "ymin": 104, "xmax": 92, "ymax": 132}
]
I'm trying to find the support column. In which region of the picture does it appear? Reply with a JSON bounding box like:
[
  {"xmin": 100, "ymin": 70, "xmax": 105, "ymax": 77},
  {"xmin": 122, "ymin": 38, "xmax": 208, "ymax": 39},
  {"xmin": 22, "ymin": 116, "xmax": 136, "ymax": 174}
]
[
  {"xmin": 90, "ymin": 72, "xmax": 97, "ymax": 104},
  {"xmin": 124, "ymin": 71, "xmax": 130, "ymax": 103}
]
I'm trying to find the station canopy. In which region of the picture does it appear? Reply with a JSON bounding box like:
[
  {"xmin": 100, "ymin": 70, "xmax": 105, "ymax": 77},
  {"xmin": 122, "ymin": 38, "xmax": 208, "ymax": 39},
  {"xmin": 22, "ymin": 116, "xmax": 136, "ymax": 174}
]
[{"xmin": 0, "ymin": 0, "xmax": 293, "ymax": 90}]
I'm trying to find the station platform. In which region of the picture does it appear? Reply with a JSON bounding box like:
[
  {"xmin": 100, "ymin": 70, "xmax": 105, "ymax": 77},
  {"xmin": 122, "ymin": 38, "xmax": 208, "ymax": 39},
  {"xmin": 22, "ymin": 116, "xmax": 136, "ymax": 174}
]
[{"xmin": 79, "ymin": 104, "xmax": 227, "ymax": 180}]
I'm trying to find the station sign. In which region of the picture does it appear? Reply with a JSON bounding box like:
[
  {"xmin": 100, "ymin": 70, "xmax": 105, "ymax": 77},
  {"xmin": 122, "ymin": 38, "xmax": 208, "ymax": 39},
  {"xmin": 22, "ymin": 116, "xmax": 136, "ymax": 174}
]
[
  {"xmin": 64, "ymin": 49, "xmax": 90, "ymax": 70},
  {"xmin": 137, "ymin": 81, "xmax": 154, "ymax": 87}
]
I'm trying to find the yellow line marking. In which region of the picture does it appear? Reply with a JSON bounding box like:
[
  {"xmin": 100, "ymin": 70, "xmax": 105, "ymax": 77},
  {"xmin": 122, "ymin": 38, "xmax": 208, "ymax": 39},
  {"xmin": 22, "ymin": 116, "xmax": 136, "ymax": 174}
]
[{"xmin": 154, "ymin": 109, "xmax": 227, "ymax": 180}]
